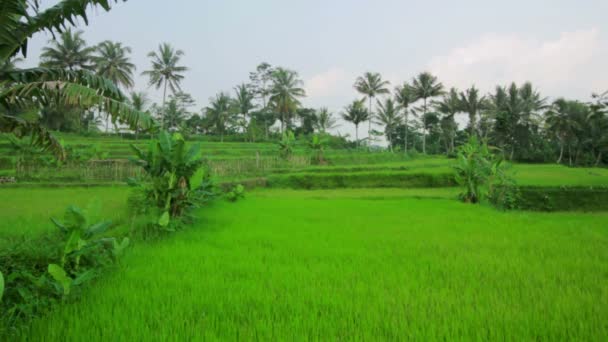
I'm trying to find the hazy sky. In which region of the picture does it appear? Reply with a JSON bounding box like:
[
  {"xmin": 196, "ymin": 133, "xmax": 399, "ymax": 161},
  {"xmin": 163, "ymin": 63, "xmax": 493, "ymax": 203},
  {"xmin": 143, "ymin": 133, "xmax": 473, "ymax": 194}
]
[{"xmin": 23, "ymin": 0, "xmax": 608, "ymax": 138}]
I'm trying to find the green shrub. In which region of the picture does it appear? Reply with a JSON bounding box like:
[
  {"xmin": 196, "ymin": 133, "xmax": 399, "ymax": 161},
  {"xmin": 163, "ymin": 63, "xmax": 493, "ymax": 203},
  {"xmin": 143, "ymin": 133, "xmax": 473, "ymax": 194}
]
[
  {"xmin": 225, "ymin": 184, "xmax": 245, "ymax": 202},
  {"xmin": 128, "ymin": 131, "xmax": 214, "ymax": 232},
  {"xmin": 278, "ymin": 131, "xmax": 295, "ymax": 160},
  {"xmin": 0, "ymin": 206, "xmax": 127, "ymax": 332},
  {"xmin": 453, "ymin": 136, "xmax": 515, "ymax": 205}
]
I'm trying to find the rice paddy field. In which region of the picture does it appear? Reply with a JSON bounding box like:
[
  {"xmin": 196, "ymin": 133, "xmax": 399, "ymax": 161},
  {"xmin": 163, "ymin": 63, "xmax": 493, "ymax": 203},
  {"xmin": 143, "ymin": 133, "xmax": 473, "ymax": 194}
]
[
  {"xmin": 1, "ymin": 136, "xmax": 608, "ymax": 340},
  {"xmin": 7, "ymin": 189, "xmax": 606, "ymax": 340}
]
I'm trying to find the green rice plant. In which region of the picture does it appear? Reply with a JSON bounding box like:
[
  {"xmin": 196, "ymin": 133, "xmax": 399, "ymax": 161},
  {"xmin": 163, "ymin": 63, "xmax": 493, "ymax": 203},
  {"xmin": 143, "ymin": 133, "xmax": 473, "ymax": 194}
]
[{"xmin": 17, "ymin": 190, "xmax": 608, "ymax": 340}]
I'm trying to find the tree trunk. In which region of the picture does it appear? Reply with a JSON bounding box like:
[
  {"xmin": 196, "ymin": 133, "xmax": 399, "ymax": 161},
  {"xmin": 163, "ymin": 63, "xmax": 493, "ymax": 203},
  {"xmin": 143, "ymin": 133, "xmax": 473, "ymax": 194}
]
[
  {"xmin": 422, "ymin": 98, "xmax": 427, "ymax": 154},
  {"xmin": 161, "ymin": 80, "xmax": 168, "ymax": 130},
  {"xmin": 595, "ymin": 151, "xmax": 603, "ymax": 166},
  {"xmin": 450, "ymin": 134, "xmax": 455, "ymax": 154},
  {"xmin": 404, "ymin": 112, "xmax": 408, "ymax": 154},
  {"xmin": 355, "ymin": 124, "xmax": 359, "ymax": 148},
  {"xmin": 368, "ymin": 97, "xmax": 373, "ymax": 150},
  {"xmin": 557, "ymin": 142, "xmax": 564, "ymax": 164}
]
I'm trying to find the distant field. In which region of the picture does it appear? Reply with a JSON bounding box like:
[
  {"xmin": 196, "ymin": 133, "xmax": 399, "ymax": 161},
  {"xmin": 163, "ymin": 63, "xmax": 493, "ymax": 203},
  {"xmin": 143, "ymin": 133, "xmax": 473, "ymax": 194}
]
[
  {"xmin": 0, "ymin": 187, "xmax": 130, "ymax": 242},
  {"xmin": 20, "ymin": 189, "xmax": 608, "ymax": 340}
]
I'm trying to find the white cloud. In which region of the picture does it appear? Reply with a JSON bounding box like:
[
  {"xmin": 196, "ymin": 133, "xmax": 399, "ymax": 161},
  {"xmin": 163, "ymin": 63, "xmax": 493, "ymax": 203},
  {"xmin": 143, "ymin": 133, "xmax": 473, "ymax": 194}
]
[
  {"xmin": 428, "ymin": 28, "xmax": 607, "ymax": 99},
  {"xmin": 304, "ymin": 67, "xmax": 349, "ymax": 99}
]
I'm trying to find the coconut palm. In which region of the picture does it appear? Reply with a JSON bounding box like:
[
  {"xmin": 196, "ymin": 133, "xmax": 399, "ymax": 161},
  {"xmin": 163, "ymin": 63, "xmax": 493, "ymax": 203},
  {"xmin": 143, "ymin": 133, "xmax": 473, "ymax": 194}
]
[
  {"xmin": 40, "ymin": 28, "xmax": 95, "ymax": 71},
  {"xmin": 434, "ymin": 87, "xmax": 461, "ymax": 154},
  {"xmin": 314, "ymin": 108, "xmax": 338, "ymax": 133},
  {"xmin": 95, "ymin": 40, "xmax": 136, "ymax": 132},
  {"xmin": 354, "ymin": 72, "xmax": 390, "ymax": 147},
  {"xmin": 545, "ymin": 98, "xmax": 578, "ymax": 164},
  {"xmin": 233, "ymin": 83, "xmax": 256, "ymax": 137},
  {"xmin": 341, "ymin": 99, "xmax": 370, "ymax": 147},
  {"xmin": 411, "ymin": 72, "xmax": 444, "ymax": 153},
  {"xmin": 375, "ymin": 98, "xmax": 402, "ymax": 151},
  {"xmin": 205, "ymin": 92, "xmax": 234, "ymax": 142},
  {"xmin": 394, "ymin": 82, "xmax": 415, "ymax": 153},
  {"xmin": 0, "ymin": 0, "xmax": 153, "ymax": 159},
  {"xmin": 459, "ymin": 85, "xmax": 486, "ymax": 136},
  {"xmin": 129, "ymin": 91, "xmax": 150, "ymax": 139},
  {"xmin": 519, "ymin": 82, "xmax": 547, "ymax": 130},
  {"xmin": 95, "ymin": 41, "xmax": 135, "ymax": 88},
  {"xmin": 268, "ymin": 68, "xmax": 306, "ymax": 133},
  {"xmin": 142, "ymin": 43, "xmax": 188, "ymax": 128}
]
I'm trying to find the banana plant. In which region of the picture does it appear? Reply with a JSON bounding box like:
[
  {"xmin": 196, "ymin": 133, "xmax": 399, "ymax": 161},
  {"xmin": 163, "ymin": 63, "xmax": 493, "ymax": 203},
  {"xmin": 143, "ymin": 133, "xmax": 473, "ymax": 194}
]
[
  {"xmin": 129, "ymin": 131, "xmax": 207, "ymax": 227},
  {"xmin": 48, "ymin": 205, "xmax": 129, "ymax": 297},
  {"xmin": 308, "ymin": 134, "xmax": 329, "ymax": 164},
  {"xmin": 278, "ymin": 130, "xmax": 295, "ymax": 160}
]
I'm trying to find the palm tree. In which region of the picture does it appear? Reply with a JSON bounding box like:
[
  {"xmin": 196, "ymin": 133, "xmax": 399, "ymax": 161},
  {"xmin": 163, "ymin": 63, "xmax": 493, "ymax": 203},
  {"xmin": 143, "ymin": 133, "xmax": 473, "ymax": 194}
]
[
  {"xmin": 129, "ymin": 91, "xmax": 149, "ymax": 139},
  {"xmin": 268, "ymin": 68, "xmax": 306, "ymax": 133},
  {"xmin": 341, "ymin": 99, "xmax": 370, "ymax": 147},
  {"xmin": 95, "ymin": 41, "xmax": 135, "ymax": 88},
  {"xmin": 315, "ymin": 108, "xmax": 338, "ymax": 133},
  {"xmin": 95, "ymin": 40, "xmax": 136, "ymax": 132},
  {"xmin": 545, "ymin": 98, "xmax": 577, "ymax": 164},
  {"xmin": 40, "ymin": 28, "xmax": 95, "ymax": 71},
  {"xmin": 394, "ymin": 82, "xmax": 415, "ymax": 153},
  {"xmin": 411, "ymin": 72, "xmax": 444, "ymax": 153},
  {"xmin": 205, "ymin": 92, "xmax": 234, "ymax": 142},
  {"xmin": 233, "ymin": 83, "xmax": 256, "ymax": 139},
  {"xmin": 434, "ymin": 87, "xmax": 460, "ymax": 154},
  {"xmin": 375, "ymin": 98, "xmax": 402, "ymax": 151},
  {"xmin": 519, "ymin": 82, "xmax": 547, "ymax": 126},
  {"xmin": 142, "ymin": 43, "xmax": 188, "ymax": 128},
  {"xmin": 459, "ymin": 85, "xmax": 485, "ymax": 136},
  {"xmin": 354, "ymin": 72, "xmax": 390, "ymax": 147},
  {"xmin": 0, "ymin": 0, "xmax": 153, "ymax": 160}
]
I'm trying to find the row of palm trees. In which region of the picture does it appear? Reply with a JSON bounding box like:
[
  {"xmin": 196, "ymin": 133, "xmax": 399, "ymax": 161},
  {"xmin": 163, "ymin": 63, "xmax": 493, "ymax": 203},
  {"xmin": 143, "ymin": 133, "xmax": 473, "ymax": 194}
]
[
  {"xmin": 36, "ymin": 28, "xmax": 188, "ymax": 132},
  {"xmin": 348, "ymin": 71, "xmax": 444, "ymax": 152},
  {"xmin": 341, "ymin": 71, "xmax": 607, "ymax": 164}
]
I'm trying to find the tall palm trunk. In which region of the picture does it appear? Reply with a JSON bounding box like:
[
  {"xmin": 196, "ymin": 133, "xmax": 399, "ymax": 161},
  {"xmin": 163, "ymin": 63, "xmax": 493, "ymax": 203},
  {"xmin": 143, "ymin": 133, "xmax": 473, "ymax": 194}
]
[
  {"xmin": 161, "ymin": 80, "xmax": 168, "ymax": 129},
  {"xmin": 595, "ymin": 151, "xmax": 603, "ymax": 166},
  {"xmin": 355, "ymin": 124, "xmax": 359, "ymax": 148},
  {"xmin": 403, "ymin": 111, "xmax": 408, "ymax": 154},
  {"xmin": 557, "ymin": 142, "xmax": 564, "ymax": 164},
  {"xmin": 422, "ymin": 98, "xmax": 427, "ymax": 154},
  {"xmin": 368, "ymin": 97, "xmax": 373, "ymax": 150}
]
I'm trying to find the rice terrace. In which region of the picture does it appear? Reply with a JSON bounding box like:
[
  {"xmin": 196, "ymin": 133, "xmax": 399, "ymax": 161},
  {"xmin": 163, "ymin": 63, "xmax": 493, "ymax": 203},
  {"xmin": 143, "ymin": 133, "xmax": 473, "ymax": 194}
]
[{"xmin": 1, "ymin": 1, "xmax": 608, "ymax": 340}]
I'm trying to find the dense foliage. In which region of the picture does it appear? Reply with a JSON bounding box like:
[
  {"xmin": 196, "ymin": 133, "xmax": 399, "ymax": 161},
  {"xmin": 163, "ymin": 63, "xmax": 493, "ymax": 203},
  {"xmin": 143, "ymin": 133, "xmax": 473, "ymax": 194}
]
[{"xmin": 129, "ymin": 131, "xmax": 214, "ymax": 233}]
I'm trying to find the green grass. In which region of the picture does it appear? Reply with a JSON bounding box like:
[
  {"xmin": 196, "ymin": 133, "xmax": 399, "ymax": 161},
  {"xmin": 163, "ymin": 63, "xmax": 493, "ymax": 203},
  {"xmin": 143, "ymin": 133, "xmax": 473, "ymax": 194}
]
[
  {"xmin": 18, "ymin": 189, "xmax": 608, "ymax": 340},
  {"xmin": 0, "ymin": 187, "xmax": 130, "ymax": 241}
]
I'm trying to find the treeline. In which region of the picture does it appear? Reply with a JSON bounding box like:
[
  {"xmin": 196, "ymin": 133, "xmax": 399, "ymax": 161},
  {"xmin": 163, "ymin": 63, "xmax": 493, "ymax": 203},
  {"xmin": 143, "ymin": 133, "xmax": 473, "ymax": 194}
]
[
  {"xmin": 349, "ymin": 72, "xmax": 608, "ymax": 166},
  {"xmin": 3, "ymin": 29, "xmax": 607, "ymax": 166}
]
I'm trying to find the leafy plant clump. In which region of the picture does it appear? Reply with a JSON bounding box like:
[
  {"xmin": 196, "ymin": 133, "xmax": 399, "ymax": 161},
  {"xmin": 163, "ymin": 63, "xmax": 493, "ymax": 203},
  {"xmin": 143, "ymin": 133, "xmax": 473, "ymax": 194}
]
[
  {"xmin": 0, "ymin": 206, "xmax": 127, "ymax": 333},
  {"xmin": 453, "ymin": 136, "xmax": 516, "ymax": 206},
  {"xmin": 128, "ymin": 131, "xmax": 215, "ymax": 233},
  {"xmin": 309, "ymin": 134, "xmax": 329, "ymax": 165},
  {"xmin": 225, "ymin": 184, "xmax": 245, "ymax": 202},
  {"xmin": 278, "ymin": 130, "xmax": 296, "ymax": 160}
]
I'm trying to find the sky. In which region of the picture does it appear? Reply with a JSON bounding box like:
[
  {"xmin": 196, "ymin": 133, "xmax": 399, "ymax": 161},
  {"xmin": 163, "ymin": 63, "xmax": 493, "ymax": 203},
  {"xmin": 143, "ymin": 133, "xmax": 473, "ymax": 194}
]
[{"xmin": 22, "ymin": 0, "xmax": 608, "ymax": 139}]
